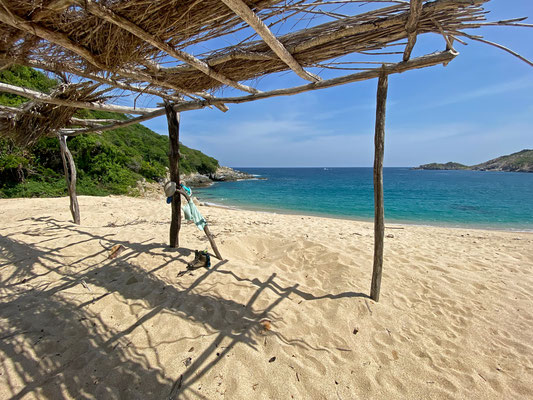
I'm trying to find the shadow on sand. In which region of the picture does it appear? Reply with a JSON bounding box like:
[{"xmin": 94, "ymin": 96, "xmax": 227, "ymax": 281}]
[{"xmin": 0, "ymin": 216, "xmax": 368, "ymax": 399}]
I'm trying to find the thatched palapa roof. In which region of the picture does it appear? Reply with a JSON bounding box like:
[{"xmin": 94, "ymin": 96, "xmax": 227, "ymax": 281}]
[{"xmin": 0, "ymin": 0, "xmax": 531, "ymax": 142}]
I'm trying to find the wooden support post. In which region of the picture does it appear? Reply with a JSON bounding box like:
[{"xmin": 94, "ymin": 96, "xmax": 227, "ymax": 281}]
[
  {"xmin": 370, "ymin": 72, "xmax": 388, "ymax": 302},
  {"xmin": 58, "ymin": 135, "xmax": 80, "ymax": 224},
  {"xmin": 165, "ymin": 102, "xmax": 181, "ymax": 248}
]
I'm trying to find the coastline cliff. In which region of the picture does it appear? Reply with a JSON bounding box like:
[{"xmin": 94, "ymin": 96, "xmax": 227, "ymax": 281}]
[{"xmin": 415, "ymin": 149, "xmax": 533, "ymax": 173}]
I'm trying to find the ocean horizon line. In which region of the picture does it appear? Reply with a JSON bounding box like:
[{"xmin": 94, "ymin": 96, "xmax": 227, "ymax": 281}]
[
  {"xmin": 231, "ymin": 166, "xmax": 413, "ymax": 169},
  {"xmin": 229, "ymin": 166, "xmax": 530, "ymax": 172}
]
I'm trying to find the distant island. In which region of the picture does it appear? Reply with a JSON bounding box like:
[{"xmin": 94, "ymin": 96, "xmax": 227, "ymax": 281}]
[{"xmin": 415, "ymin": 149, "xmax": 533, "ymax": 173}]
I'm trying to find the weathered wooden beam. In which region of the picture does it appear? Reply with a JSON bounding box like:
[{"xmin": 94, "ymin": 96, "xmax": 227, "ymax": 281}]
[
  {"xmin": 370, "ymin": 71, "xmax": 388, "ymax": 302},
  {"xmin": 0, "ymin": 107, "xmax": 121, "ymax": 126},
  {"xmin": 0, "ymin": 104, "xmax": 126, "ymax": 126},
  {"xmin": 60, "ymin": 109, "xmax": 166, "ymax": 136},
  {"xmin": 68, "ymin": 50, "xmax": 458, "ymax": 136},
  {"xmin": 69, "ymin": 117, "xmax": 123, "ymax": 126},
  {"xmin": 21, "ymin": 59, "xmax": 185, "ymax": 102},
  {"xmin": 58, "ymin": 135, "xmax": 80, "ymax": 224},
  {"xmin": 204, "ymin": 50, "xmax": 457, "ymax": 104},
  {"xmin": 220, "ymin": 0, "xmax": 320, "ymax": 83},
  {"xmin": 81, "ymin": 0, "xmax": 260, "ymax": 94},
  {"xmin": 0, "ymin": 82, "xmax": 158, "ymax": 114},
  {"xmin": 165, "ymin": 102, "xmax": 181, "ymax": 248},
  {"xmin": 17, "ymin": 58, "xmax": 228, "ymax": 112},
  {"xmin": 0, "ymin": 104, "xmax": 20, "ymax": 114},
  {"xmin": 403, "ymin": 0, "xmax": 423, "ymax": 61}
]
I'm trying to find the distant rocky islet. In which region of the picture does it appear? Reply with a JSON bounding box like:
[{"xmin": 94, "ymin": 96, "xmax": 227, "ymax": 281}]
[
  {"xmin": 181, "ymin": 166, "xmax": 261, "ymax": 187},
  {"xmin": 415, "ymin": 149, "xmax": 533, "ymax": 173}
]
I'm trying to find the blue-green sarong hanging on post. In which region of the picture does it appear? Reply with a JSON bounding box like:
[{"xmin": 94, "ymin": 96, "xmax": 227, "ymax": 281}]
[{"xmin": 182, "ymin": 199, "xmax": 207, "ymax": 231}]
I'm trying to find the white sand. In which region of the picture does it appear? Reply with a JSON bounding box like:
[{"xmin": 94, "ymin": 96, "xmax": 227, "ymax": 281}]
[{"xmin": 0, "ymin": 195, "xmax": 532, "ymax": 399}]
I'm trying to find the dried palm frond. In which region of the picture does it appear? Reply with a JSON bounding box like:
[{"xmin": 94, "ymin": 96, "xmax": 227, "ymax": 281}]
[{"xmin": 0, "ymin": 82, "xmax": 106, "ymax": 145}]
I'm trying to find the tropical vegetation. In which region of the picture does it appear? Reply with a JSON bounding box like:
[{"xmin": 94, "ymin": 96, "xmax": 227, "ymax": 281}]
[{"xmin": 0, "ymin": 66, "xmax": 219, "ymax": 198}]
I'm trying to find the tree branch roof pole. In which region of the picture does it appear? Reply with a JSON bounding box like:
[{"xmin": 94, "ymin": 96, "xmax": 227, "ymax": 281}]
[
  {"xmin": 370, "ymin": 71, "xmax": 388, "ymax": 302},
  {"xmin": 220, "ymin": 0, "xmax": 320, "ymax": 83}
]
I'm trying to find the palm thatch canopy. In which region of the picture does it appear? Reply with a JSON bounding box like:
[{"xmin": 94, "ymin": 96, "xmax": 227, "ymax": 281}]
[
  {"xmin": 0, "ymin": 0, "xmax": 530, "ymax": 142},
  {"xmin": 0, "ymin": 81, "xmax": 109, "ymax": 145}
]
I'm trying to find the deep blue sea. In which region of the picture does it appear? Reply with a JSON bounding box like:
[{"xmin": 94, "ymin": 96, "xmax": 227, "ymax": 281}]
[{"xmin": 194, "ymin": 168, "xmax": 533, "ymax": 230}]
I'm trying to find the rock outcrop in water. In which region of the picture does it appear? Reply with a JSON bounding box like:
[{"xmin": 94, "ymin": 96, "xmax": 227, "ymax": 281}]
[
  {"xmin": 415, "ymin": 162, "xmax": 468, "ymax": 170},
  {"xmin": 415, "ymin": 149, "xmax": 533, "ymax": 173},
  {"xmin": 181, "ymin": 166, "xmax": 257, "ymax": 187}
]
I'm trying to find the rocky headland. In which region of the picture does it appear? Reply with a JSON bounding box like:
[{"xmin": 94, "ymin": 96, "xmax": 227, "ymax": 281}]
[
  {"xmin": 415, "ymin": 162, "xmax": 468, "ymax": 171},
  {"xmin": 181, "ymin": 166, "xmax": 259, "ymax": 187},
  {"xmin": 415, "ymin": 149, "xmax": 533, "ymax": 173}
]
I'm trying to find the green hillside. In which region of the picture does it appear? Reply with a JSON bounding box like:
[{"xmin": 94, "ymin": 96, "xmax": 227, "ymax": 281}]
[
  {"xmin": 416, "ymin": 150, "xmax": 533, "ymax": 173},
  {"xmin": 0, "ymin": 66, "xmax": 219, "ymax": 198},
  {"xmin": 472, "ymin": 149, "xmax": 533, "ymax": 172}
]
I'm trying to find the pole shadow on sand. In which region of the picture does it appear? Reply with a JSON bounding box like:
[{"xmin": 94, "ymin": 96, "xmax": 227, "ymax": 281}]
[{"xmin": 0, "ymin": 216, "xmax": 368, "ymax": 399}]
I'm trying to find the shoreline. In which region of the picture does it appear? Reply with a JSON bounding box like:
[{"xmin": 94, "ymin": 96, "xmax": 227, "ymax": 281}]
[
  {"xmin": 198, "ymin": 197, "xmax": 533, "ymax": 234},
  {"xmin": 2, "ymin": 194, "xmax": 532, "ymax": 233}
]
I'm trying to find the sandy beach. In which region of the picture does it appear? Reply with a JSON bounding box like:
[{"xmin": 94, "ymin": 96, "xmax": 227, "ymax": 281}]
[{"xmin": 1, "ymin": 195, "xmax": 532, "ymax": 399}]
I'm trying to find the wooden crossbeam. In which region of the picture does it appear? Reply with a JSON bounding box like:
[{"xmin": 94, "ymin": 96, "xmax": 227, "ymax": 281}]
[
  {"xmin": 209, "ymin": 50, "xmax": 457, "ymax": 104},
  {"xmin": 81, "ymin": 0, "xmax": 260, "ymax": 94},
  {"xmin": 0, "ymin": 107, "xmax": 120, "ymax": 127},
  {"xmin": 69, "ymin": 117, "xmax": 123, "ymax": 126},
  {"xmin": 403, "ymin": 0, "xmax": 423, "ymax": 61},
  {"xmin": 69, "ymin": 50, "xmax": 457, "ymax": 136},
  {"xmin": 220, "ymin": 0, "xmax": 320, "ymax": 83},
  {"xmin": 0, "ymin": 104, "xmax": 20, "ymax": 114},
  {"xmin": 21, "ymin": 59, "xmax": 186, "ymax": 103},
  {"xmin": 0, "ymin": 82, "xmax": 159, "ymax": 114},
  {"xmin": 60, "ymin": 109, "xmax": 167, "ymax": 136}
]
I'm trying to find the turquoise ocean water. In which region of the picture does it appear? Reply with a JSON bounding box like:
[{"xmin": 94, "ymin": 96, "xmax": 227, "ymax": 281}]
[{"xmin": 194, "ymin": 168, "xmax": 533, "ymax": 230}]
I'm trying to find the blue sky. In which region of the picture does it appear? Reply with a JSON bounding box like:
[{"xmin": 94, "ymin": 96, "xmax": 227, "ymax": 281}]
[{"xmin": 140, "ymin": 0, "xmax": 532, "ymax": 167}]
